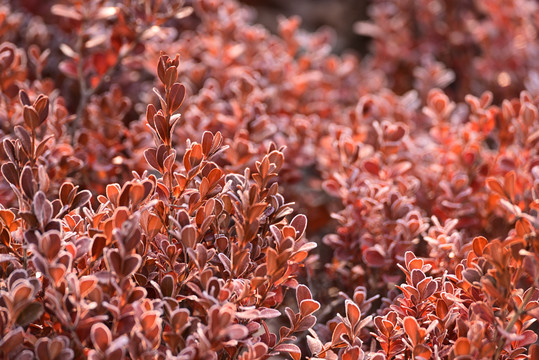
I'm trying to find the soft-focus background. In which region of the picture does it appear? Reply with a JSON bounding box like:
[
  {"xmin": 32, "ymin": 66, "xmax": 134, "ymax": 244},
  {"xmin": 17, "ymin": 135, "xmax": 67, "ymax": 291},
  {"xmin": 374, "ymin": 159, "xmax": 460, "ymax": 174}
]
[{"xmin": 240, "ymin": 0, "xmax": 370, "ymax": 53}]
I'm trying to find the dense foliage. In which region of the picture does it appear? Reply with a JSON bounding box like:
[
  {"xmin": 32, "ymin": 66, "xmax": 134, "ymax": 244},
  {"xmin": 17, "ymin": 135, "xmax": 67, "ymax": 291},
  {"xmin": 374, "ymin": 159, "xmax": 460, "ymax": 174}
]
[{"xmin": 0, "ymin": 0, "xmax": 538, "ymax": 359}]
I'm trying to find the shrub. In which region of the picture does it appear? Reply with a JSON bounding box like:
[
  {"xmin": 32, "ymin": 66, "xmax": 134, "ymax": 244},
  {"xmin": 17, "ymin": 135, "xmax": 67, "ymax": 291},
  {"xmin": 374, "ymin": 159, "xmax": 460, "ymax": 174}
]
[{"xmin": 0, "ymin": 0, "xmax": 538, "ymax": 359}]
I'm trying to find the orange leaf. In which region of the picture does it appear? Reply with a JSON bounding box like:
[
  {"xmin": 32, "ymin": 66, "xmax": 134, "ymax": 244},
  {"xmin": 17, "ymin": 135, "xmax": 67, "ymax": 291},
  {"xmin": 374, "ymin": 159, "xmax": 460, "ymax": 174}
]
[
  {"xmin": 454, "ymin": 338, "xmax": 471, "ymax": 355},
  {"xmin": 345, "ymin": 300, "xmax": 361, "ymax": 328},
  {"xmin": 413, "ymin": 344, "xmax": 432, "ymax": 359},
  {"xmin": 504, "ymin": 171, "xmax": 516, "ymax": 200},
  {"xmin": 300, "ymin": 299, "xmax": 320, "ymax": 316},
  {"xmin": 403, "ymin": 316, "xmax": 420, "ymax": 346},
  {"xmin": 472, "ymin": 236, "xmax": 488, "ymax": 256},
  {"xmin": 486, "ymin": 178, "xmax": 505, "ymax": 198}
]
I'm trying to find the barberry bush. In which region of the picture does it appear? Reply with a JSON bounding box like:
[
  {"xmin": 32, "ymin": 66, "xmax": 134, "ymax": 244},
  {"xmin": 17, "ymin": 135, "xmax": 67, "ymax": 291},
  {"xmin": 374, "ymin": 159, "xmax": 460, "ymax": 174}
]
[{"xmin": 0, "ymin": 0, "xmax": 538, "ymax": 359}]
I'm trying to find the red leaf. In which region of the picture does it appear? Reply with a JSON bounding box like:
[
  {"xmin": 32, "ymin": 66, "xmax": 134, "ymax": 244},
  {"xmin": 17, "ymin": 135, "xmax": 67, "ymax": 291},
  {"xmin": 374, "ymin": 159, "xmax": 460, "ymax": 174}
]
[
  {"xmin": 504, "ymin": 171, "xmax": 515, "ymax": 201},
  {"xmin": 290, "ymin": 214, "xmax": 307, "ymax": 238},
  {"xmin": 122, "ymin": 254, "xmax": 141, "ymax": 277},
  {"xmin": 472, "ymin": 236, "xmax": 488, "ymax": 256},
  {"xmin": 296, "ymin": 284, "xmax": 312, "ymax": 305},
  {"xmin": 331, "ymin": 322, "xmax": 347, "ymax": 344},
  {"xmin": 35, "ymin": 135, "xmax": 53, "ymax": 159},
  {"xmin": 227, "ymin": 324, "xmax": 248, "ymax": 340},
  {"xmin": 105, "ymin": 249, "xmax": 122, "ymax": 275},
  {"xmin": 91, "ymin": 323, "xmax": 111, "ymax": 353},
  {"xmin": 19, "ymin": 89, "xmax": 31, "ymax": 106},
  {"xmin": 252, "ymin": 342, "xmax": 268, "ymax": 358},
  {"xmin": 71, "ymin": 190, "xmax": 92, "ymax": 209},
  {"xmin": 91, "ymin": 235, "xmax": 106, "ymax": 260},
  {"xmin": 403, "ymin": 316, "xmax": 420, "ymax": 346},
  {"xmin": 33, "ymin": 95, "xmax": 49, "ymax": 125},
  {"xmin": 274, "ymin": 343, "xmax": 301, "ymax": 360},
  {"xmin": 23, "ymin": 105, "xmax": 39, "ymax": 128},
  {"xmin": 14, "ymin": 126, "xmax": 31, "ymax": 156},
  {"xmin": 517, "ymin": 330, "xmax": 537, "ymax": 347},
  {"xmin": 486, "ymin": 178, "xmax": 505, "ymax": 197},
  {"xmin": 413, "ymin": 344, "xmax": 432, "ymax": 359},
  {"xmin": 141, "ymin": 310, "xmax": 160, "ymax": 332},
  {"xmin": 144, "ymin": 148, "xmax": 160, "ymax": 171},
  {"xmin": 407, "ymin": 258, "xmax": 424, "ymax": 271},
  {"xmin": 300, "ymin": 299, "xmax": 320, "ymax": 316},
  {"xmin": 0, "ymin": 327, "xmax": 24, "ymax": 354},
  {"xmin": 363, "ymin": 248, "xmax": 385, "ymax": 267},
  {"xmin": 342, "ymin": 346, "xmax": 362, "ymax": 360},
  {"xmin": 41, "ymin": 230, "xmax": 62, "ymax": 260},
  {"xmin": 12, "ymin": 282, "xmax": 33, "ymax": 303},
  {"xmin": 48, "ymin": 264, "xmax": 66, "ymax": 286},
  {"xmin": 453, "ymin": 338, "xmax": 471, "ymax": 356},
  {"xmin": 167, "ymin": 83, "xmax": 186, "ymax": 113},
  {"xmin": 345, "ymin": 300, "xmax": 361, "ymax": 328},
  {"xmin": 295, "ymin": 314, "xmax": 316, "ymax": 332},
  {"xmin": 20, "ymin": 166, "xmax": 35, "ymax": 199},
  {"xmin": 411, "ymin": 269, "xmax": 426, "ymax": 287},
  {"xmin": 0, "ymin": 44, "xmax": 15, "ymax": 70},
  {"xmin": 79, "ymin": 276, "xmax": 98, "ymax": 298},
  {"xmin": 164, "ymin": 66, "xmax": 178, "ymax": 88},
  {"xmin": 1, "ymin": 162, "xmax": 19, "ymax": 187},
  {"xmin": 146, "ymin": 104, "xmax": 157, "ymax": 128},
  {"xmin": 258, "ymin": 308, "xmax": 282, "ymax": 319}
]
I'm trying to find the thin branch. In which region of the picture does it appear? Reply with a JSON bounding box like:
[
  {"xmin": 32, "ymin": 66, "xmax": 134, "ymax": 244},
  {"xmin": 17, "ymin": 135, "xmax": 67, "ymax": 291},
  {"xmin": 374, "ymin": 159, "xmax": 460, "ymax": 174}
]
[
  {"xmin": 70, "ymin": 29, "xmax": 138, "ymax": 145},
  {"xmin": 493, "ymin": 287, "xmax": 536, "ymax": 359}
]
